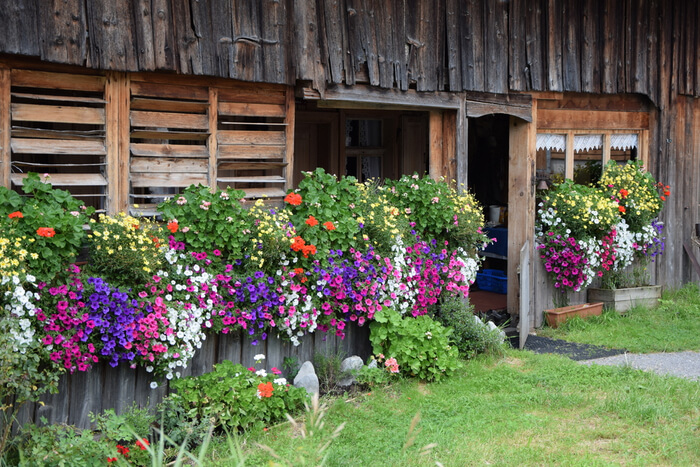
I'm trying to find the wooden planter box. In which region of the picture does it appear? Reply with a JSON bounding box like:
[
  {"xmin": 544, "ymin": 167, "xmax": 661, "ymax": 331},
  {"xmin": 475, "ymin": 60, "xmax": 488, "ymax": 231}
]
[
  {"xmin": 587, "ymin": 285, "xmax": 662, "ymax": 313},
  {"xmin": 544, "ymin": 302, "xmax": 604, "ymax": 328}
]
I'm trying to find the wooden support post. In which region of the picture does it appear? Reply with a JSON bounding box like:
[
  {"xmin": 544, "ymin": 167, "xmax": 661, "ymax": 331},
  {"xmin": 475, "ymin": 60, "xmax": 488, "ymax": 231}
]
[
  {"xmin": 456, "ymin": 96, "xmax": 468, "ymax": 190},
  {"xmin": 0, "ymin": 66, "xmax": 10, "ymax": 189},
  {"xmin": 602, "ymin": 133, "xmax": 611, "ymax": 167},
  {"xmin": 105, "ymin": 72, "xmax": 120, "ymax": 214},
  {"xmin": 442, "ymin": 111, "xmax": 457, "ymax": 184},
  {"xmin": 508, "ymin": 113, "xmax": 536, "ymax": 321},
  {"xmin": 117, "ymin": 73, "xmax": 130, "ymax": 214},
  {"xmin": 284, "ymin": 85, "xmax": 296, "ymax": 191},
  {"xmin": 208, "ymin": 88, "xmax": 218, "ymax": 189},
  {"xmin": 565, "ymin": 130, "xmax": 574, "ymax": 179},
  {"xmin": 429, "ymin": 110, "xmax": 443, "ymax": 179}
]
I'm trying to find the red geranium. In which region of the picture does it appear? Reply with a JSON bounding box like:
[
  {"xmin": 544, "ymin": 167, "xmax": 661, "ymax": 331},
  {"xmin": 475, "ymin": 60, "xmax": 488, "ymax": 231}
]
[
  {"xmin": 167, "ymin": 221, "xmax": 179, "ymax": 233},
  {"xmin": 305, "ymin": 215, "xmax": 318, "ymax": 226},
  {"xmin": 257, "ymin": 381, "xmax": 274, "ymax": 398},
  {"xmin": 8, "ymin": 211, "xmax": 23, "ymax": 219},
  {"xmin": 284, "ymin": 192, "xmax": 302, "ymax": 206},
  {"xmin": 37, "ymin": 227, "xmax": 56, "ymax": 237},
  {"xmin": 323, "ymin": 221, "xmax": 336, "ymax": 231}
]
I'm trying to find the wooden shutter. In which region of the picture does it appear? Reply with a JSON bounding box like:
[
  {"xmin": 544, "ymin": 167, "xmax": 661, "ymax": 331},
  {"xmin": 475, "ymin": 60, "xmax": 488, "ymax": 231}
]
[
  {"xmin": 9, "ymin": 70, "xmax": 108, "ymax": 211},
  {"xmin": 215, "ymin": 83, "xmax": 290, "ymax": 199},
  {"xmin": 128, "ymin": 79, "xmax": 210, "ymax": 216}
]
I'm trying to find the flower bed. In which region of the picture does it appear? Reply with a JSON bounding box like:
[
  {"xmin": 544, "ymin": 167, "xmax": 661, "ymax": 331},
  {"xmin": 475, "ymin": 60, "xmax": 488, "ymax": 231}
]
[
  {"xmin": 1, "ymin": 170, "xmax": 490, "ymax": 388},
  {"xmin": 537, "ymin": 161, "xmax": 668, "ymax": 307}
]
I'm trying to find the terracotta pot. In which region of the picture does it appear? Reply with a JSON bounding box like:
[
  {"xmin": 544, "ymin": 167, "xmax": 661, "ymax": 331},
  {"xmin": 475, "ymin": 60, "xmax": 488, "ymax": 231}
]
[
  {"xmin": 587, "ymin": 285, "xmax": 662, "ymax": 313},
  {"xmin": 544, "ymin": 302, "xmax": 604, "ymax": 328}
]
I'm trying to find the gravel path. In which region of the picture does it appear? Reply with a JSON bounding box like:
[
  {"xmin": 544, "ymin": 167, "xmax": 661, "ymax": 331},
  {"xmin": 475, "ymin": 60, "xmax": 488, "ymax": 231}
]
[{"xmin": 580, "ymin": 351, "xmax": 700, "ymax": 381}]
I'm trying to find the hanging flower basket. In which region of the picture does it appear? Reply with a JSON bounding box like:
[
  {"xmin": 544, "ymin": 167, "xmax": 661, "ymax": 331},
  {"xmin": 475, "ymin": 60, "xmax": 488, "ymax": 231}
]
[{"xmin": 544, "ymin": 302, "xmax": 604, "ymax": 328}]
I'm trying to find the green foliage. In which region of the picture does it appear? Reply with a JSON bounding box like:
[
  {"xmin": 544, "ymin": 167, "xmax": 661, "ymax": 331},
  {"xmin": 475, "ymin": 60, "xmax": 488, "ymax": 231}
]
[
  {"xmin": 0, "ymin": 307, "xmax": 61, "ymax": 458},
  {"xmin": 0, "ymin": 173, "xmax": 94, "ymax": 282},
  {"xmin": 435, "ymin": 296, "xmax": 507, "ymax": 359},
  {"xmin": 282, "ymin": 356, "xmax": 300, "ymax": 380},
  {"xmin": 312, "ymin": 352, "xmax": 350, "ymax": 394},
  {"xmin": 353, "ymin": 181, "xmax": 411, "ymax": 256},
  {"xmin": 85, "ymin": 213, "xmax": 166, "ymax": 289},
  {"xmin": 17, "ymin": 419, "xmax": 113, "ymax": 466},
  {"xmin": 355, "ymin": 364, "xmax": 394, "ymax": 388},
  {"xmin": 284, "ymin": 169, "xmax": 361, "ymax": 265},
  {"xmin": 369, "ymin": 308, "xmax": 461, "ymax": 382},
  {"xmin": 165, "ymin": 360, "xmax": 308, "ymax": 434},
  {"xmin": 383, "ymin": 174, "xmax": 488, "ymax": 250},
  {"xmin": 598, "ymin": 160, "xmax": 667, "ymax": 232},
  {"xmin": 158, "ymin": 185, "xmax": 252, "ymax": 261},
  {"xmin": 90, "ymin": 403, "xmax": 155, "ymax": 445}
]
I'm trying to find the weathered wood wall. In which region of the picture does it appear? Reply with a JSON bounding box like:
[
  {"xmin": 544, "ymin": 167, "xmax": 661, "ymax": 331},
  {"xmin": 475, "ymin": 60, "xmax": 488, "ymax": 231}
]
[
  {"xmin": 16, "ymin": 325, "xmax": 371, "ymax": 430},
  {"xmin": 0, "ymin": 1, "xmax": 697, "ymax": 100}
]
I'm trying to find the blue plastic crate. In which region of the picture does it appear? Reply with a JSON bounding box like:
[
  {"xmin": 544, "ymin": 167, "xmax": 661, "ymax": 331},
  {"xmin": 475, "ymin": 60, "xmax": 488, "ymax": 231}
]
[{"xmin": 475, "ymin": 269, "xmax": 507, "ymax": 294}]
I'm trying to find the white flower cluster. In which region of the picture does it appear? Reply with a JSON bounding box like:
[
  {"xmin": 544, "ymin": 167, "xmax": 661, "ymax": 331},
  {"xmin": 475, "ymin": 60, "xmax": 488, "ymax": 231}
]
[
  {"xmin": 453, "ymin": 247, "xmax": 480, "ymax": 285},
  {"xmin": 2, "ymin": 274, "xmax": 39, "ymax": 354},
  {"xmin": 381, "ymin": 237, "xmax": 418, "ymax": 315}
]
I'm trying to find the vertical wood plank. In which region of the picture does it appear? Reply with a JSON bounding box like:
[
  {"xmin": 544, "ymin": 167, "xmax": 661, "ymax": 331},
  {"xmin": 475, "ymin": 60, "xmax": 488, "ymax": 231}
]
[
  {"xmin": 525, "ymin": 0, "xmax": 545, "ymax": 91},
  {"xmin": 284, "ymin": 86, "xmax": 296, "ymax": 191},
  {"xmin": 132, "ymin": 0, "xmax": 157, "ymax": 71},
  {"xmin": 565, "ymin": 130, "xmax": 574, "ymax": 180},
  {"xmin": 0, "ymin": 2, "xmax": 40, "ymax": 57},
  {"xmin": 442, "ymin": 110, "xmax": 457, "ymax": 184},
  {"xmin": 581, "ymin": 0, "xmax": 601, "ymax": 93},
  {"xmin": 429, "ymin": 110, "xmax": 443, "ymax": 179},
  {"xmin": 445, "ymin": 0, "xmax": 462, "ymax": 91},
  {"xmin": 105, "ymin": 72, "xmax": 119, "ymax": 214},
  {"xmin": 508, "ymin": 0, "xmax": 527, "ymax": 91},
  {"xmin": 561, "ymin": 0, "xmax": 581, "ymax": 92},
  {"xmin": 118, "ymin": 74, "xmax": 130, "ymax": 214},
  {"xmin": 0, "ymin": 66, "xmax": 10, "ymax": 189},
  {"xmin": 69, "ymin": 367, "xmax": 103, "ymax": 428},
  {"xmin": 484, "ymin": 0, "xmax": 508, "ymax": 94},
  {"xmin": 102, "ymin": 364, "xmax": 137, "ymax": 416},
  {"xmin": 508, "ymin": 114, "xmax": 536, "ymax": 320},
  {"xmin": 133, "ymin": 367, "xmax": 167, "ymax": 413},
  {"xmin": 456, "ymin": 97, "xmax": 468, "ymax": 189},
  {"xmin": 208, "ymin": 87, "xmax": 218, "ymax": 188},
  {"xmin": 38, "ymin": 0, "xmax": 86, "ymax": 65},
  {"xmin": 188, "ymin": 333, "xmax": 218, "ymax": 377},
  {"xmin": 260, "ymin": 0, "xmax": 288, "ymax": 84},
  {"xmin": 461, "ymin": 0, "xmax": 484, "ymax": 91},
  {"xmin": 85, "ymin": 0, "xmax": 138, "ymax": 71},
  {"xmin": 152, "ymin": 0, "xmax": 177, "ymax": 71},
  {"xmin": 321, "ymin": 0, "xmax": 346, "ymax": 85},
  {"xmin": 546, "ymin": 0, "xmax": 563, "ymax": 91},
  {"xmin": 171, "ymin": 0, "xmax": 203, "ymax": 75},
  {"xmin": 217, "ymin": 331, "xmax": 243, "ymax": 364},
  {"xmin": 36, "ymin": 374, "xmax": 70, "ymax": 426},
  {"xmin": 602, "ymin": 133, "xmax": 611, "ymax": 166}
]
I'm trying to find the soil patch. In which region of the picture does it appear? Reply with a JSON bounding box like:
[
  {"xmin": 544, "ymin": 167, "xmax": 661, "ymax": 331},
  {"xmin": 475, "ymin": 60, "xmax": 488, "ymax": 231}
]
[{"xmin": 524, "ymin": 335, "xmax": 627, "ymax": 361}]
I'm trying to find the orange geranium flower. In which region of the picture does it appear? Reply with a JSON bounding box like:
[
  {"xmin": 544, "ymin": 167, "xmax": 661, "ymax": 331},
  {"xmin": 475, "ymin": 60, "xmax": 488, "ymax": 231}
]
[
  {"xmin": 301, "ymin": 244, "xmax": 317, "ymax": 258},
  {"xmin": 257, "ymin": 382, "xmax": 274, "ymax": 398},
  {"xmin": 291, "ymin": 236, "xmax": 306, "ymax": 252},
  {"xmin": 135, "ymin": 438, "xmax": 149, "ymax": 450},
  {"xmin": 305, "ymin": 215, "xmax": 319, "ymax": 226},
  {"xmin": 619, "ymin": 188, "xmax": 629, "ymax": 198},
  {"xmin": 37, "ymin": 227, "xmax": 56, "ymax": 238},
  {"xmin": 323, "ymin": 221, "xmax": 336, "ymax": 231},
  {"xmin": 294, "ymin": 267, "xmax": 304, "ymax": 275},
  {"xmin": 618, "ymin": 205, "xmax": 626, "ymax": 213},
  {"xmin": 8, "ymin": 211, "xmax": 23, "ymax": 219},
  {"xmin": 284, "ymin": 192, "xmax": 302, "ymax": 206},
  {"xmin": 167, "ymin": 221, "xmax": 179, "ymax": 233}
]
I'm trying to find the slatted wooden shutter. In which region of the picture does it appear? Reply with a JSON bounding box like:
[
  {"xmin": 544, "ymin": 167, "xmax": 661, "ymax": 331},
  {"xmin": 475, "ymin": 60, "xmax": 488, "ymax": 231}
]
[
  {"xmin": 215, "ymin": 83, "xmax": 290, "ymax": 199},
  {"xmin": 128, "ymin": 78, "xmax": 210, "ymax": 216},
  {"xmin": 9, "ymin": 70, "xmax": 108, "ymax": 211}
]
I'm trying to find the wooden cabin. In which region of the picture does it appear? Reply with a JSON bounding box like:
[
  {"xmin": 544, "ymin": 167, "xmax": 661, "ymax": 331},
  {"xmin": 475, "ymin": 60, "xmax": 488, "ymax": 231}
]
[{"xmin": 1, "ymin": 0, "xmax": 698, "ymax": 338}]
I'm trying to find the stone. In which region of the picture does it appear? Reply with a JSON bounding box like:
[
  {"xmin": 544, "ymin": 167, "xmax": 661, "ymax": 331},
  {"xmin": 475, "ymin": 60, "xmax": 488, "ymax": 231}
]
[
  {"xmin": 293, "ymin": 361, "xmax": 319, "ymax": 395},
  {"xmin": 367, "ymin": 359, "xmax": 378, "ymax": 369},
  {"xmin": 338, "ymin": 355, "xmax": 364, "ymax": 387}
]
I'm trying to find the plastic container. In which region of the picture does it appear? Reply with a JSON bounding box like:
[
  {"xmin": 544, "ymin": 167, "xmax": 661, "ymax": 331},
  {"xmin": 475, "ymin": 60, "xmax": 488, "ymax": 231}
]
[{"xmin": 475, "ymin": 269, "xmax": 507, "ymax": 294}]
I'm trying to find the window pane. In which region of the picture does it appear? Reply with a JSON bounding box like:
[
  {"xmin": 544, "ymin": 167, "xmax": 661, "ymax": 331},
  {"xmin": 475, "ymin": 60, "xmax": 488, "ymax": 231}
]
[{"xmin": 573, "ymin": 134, "xmax": 603, "ymax": 185}]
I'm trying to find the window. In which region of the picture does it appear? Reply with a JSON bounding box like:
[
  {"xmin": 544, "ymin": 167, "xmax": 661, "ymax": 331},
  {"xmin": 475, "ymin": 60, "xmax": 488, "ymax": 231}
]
[
  {"xmin": 536, "ymin": 130, "xmax": 644, "ymax": 185},
  {"xmin": 345, "ymin": 119, "xmax": 383, "ymax": 182}
]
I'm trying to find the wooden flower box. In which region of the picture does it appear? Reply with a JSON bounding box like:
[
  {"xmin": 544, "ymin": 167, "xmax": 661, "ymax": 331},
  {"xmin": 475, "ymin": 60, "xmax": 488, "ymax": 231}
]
[{"xmin": 544, "ymin": 302, "xmax": 604, "ymax": 328}]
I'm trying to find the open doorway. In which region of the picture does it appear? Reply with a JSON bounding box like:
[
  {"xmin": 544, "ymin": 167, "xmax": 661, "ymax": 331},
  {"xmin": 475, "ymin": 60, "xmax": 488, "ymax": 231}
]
[
  {"xmin": 294, "ymin": 105, "xmax": 429, "ymax": 184},
  {"xmin": 467, "ymin": 114, "xmax": 510, "ymax": 325}
]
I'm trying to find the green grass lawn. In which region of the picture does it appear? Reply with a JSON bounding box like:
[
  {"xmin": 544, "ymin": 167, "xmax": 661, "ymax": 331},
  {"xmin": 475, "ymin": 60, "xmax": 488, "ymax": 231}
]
[
  {"xmin": 537, "ymin": 284, "xmax": 700, "ymax": 353},
  {"xmin": 197, "ymin": 284, "xmax": 700, "ymax": 466}
]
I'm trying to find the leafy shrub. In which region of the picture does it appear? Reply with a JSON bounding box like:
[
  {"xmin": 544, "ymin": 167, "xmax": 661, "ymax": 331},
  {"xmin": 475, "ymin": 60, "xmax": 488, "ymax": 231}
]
[
  {"xmin": 164, "ymin": 359, "xmax": 308, "ymax": 433},
  {"xmin": 0, "ymin": 173, "xmax": 94, "ymax": 282},
  {"xmin": 283, "ymin": 168, "xmax": 362, "ymax": 265},
  {"xmin": 86, "ymin": 213, "xmax": 165, "ymax": 289},
  {"xmin": 158, "ymin": 184, "xmax": 252, "ymax": 261},
  {"xmin": 17, "ymin": 420, "xmax": 114, "ymax": 466},
  {"xmin": 436, "ymin": 296, "xmax": 507, "ymax": 358},
  {"xmin": 369, "ymin": 308, "xmax": 461, "ymax": 382},
  {"xmin": 383, "ymin": 174, "xmax": 488, "ymax": 250}
]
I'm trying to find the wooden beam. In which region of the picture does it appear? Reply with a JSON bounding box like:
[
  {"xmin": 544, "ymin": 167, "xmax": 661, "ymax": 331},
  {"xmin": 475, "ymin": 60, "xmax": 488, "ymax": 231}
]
[
  {"xmin": 0, "ymin": 66, "xmax": 10, "ymax": 189},
  {"xmin": 466, "ymin": 100, "xmax": 533, "ymax": 122},
  {"xmin": 565, "ymin": 130, "xmax": 574, "ymax": 180},
  {"xmin": 12, "ymin": 103, "xmax": 105, "ymax": 125},
  {"xmin": 117, "ymin": 73, "xmax": 130, "ymax": 214},
  {"xmin": 11, "ymin": 69, "xmax": 105, "ymax": 92},
  {"xmin": 208, "ymin": 87, "xmax": 217, "ymax": 188},
  {"xmin": 602, "ymin": 133, "xmax": 611, "ymax": 166},
  {"xmin": 105, "ymin": 72, "xmax": 119, "ymax": 214},
  {"xmin": 537, "ymin": 109, "xmax": 649, "ymax": 130},
  {"xmin": 429, "ymin": 111, "xmax": 443, "ymax": 179},
  {"xmin": 304, "ymin": 84, "xmax": 463, "ymax": 110},
  {"xmin": 11, "ymin": 138, "xmax": 106, "ymax": 155},
  {"xmin": 284, "ymin": 86, "xmax": 295, "ymax": 192},
  {"xmin": 442, "ymin": 111, "xmax": 457, "ymax": 184}
]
